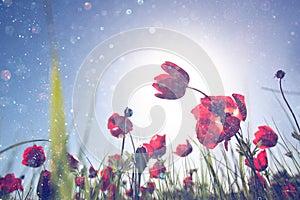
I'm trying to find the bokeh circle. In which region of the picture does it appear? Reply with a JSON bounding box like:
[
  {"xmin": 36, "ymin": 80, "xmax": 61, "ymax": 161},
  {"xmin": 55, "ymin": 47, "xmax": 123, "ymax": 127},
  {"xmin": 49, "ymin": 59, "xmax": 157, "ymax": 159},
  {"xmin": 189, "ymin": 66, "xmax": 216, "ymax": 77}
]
[{"xmin": 72, "ymin": 27, "xmax": 224, "ymax": 163}]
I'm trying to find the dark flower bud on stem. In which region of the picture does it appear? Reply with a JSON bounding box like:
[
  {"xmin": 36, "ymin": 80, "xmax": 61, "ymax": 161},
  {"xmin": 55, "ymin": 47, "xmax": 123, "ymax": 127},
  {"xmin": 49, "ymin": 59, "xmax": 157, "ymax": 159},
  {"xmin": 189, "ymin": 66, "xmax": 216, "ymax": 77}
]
[
  {"xmin": 275, "ymin": 70, "xmax": 285, "ymax": 79},
  {"xmin": 135, "ymin": 146, "xmax": 149, "ymax": 174},
  {"xmin": 124, "ymin": 107, "xmax": 133, "ymax": 117}
]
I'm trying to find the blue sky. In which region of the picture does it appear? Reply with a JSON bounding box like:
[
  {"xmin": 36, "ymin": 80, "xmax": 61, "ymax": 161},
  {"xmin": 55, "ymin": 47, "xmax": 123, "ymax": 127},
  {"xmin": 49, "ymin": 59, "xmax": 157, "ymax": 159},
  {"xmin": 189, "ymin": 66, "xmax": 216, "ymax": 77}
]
[{"xmin": 1, "ymin": 0, "xmax": 300, "ymax": 184}]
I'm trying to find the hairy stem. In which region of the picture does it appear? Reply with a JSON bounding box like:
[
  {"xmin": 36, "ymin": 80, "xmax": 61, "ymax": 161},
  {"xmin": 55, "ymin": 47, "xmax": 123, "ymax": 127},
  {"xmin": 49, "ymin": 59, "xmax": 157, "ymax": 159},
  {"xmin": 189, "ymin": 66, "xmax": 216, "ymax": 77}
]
[{"xmin": 279, "ymin": 78, "xmax": 300, "ymax": 133}]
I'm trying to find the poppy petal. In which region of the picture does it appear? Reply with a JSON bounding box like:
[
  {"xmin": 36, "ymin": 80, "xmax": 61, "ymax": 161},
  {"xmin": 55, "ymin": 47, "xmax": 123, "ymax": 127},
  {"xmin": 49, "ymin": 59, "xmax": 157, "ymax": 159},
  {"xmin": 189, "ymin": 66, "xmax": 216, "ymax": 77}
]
[
  {"xmin": 196, "ymin": 118, "xmax": 224, "ymax": 149},
  {"xmin": 161, "ymin": 61, "xmax": 189, "ymax": 84},
  {"xmin": 222, "ymin": 115, "xmax": 240, "ymax": 138},
  {"xmin": 201, "ymin": 96, "xmax": 237, "ymax": 116},
  {"xmin": 191, "ymin": 104, "xmax": 214, "ymax": 121},
  {"xmin": 152, "ymin": 82, "xmax": 177, "ymax": 99},
  {"xmin": 232, "ymin": 93, "xmax": 247, "ymax": 121}
]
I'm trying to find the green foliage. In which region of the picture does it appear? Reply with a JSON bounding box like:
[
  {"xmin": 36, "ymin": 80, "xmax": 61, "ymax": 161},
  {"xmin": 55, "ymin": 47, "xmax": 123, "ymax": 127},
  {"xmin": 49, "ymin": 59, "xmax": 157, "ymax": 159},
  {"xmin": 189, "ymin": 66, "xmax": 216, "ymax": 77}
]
[{"xmin": 49, "ymin": 64, "xmax": 73, "ymax": 199}]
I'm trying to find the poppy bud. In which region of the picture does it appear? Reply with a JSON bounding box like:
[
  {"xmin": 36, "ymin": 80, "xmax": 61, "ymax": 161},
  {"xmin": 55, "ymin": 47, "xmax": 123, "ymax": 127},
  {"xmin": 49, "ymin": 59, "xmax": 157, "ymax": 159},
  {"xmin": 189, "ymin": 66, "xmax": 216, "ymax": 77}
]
[
  {"xmin": 275, "ymin": 70, "xmax": 285, "ymax": 79},
  {"xmin": 124, "ymin": 107, "xmax": 133, "ymax": 117},
  {"xmin": 135, "ymin": 146, "xmax": 149, "ymax": 174},
  {"xmin": 37, "ymin": 170, "xmax": 54, "ymax": 199}
]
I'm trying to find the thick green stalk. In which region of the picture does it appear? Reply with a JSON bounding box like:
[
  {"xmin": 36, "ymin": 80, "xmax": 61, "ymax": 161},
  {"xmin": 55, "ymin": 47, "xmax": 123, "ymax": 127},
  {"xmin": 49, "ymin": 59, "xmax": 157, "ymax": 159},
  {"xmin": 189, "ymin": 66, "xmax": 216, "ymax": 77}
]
[
  {"xmin": 44, "ymin": 0, "xmax": 73, "ymax": 197},
  {"xmin": 50, "ymin": 64, "xmax": 72, "ymax": 199}
]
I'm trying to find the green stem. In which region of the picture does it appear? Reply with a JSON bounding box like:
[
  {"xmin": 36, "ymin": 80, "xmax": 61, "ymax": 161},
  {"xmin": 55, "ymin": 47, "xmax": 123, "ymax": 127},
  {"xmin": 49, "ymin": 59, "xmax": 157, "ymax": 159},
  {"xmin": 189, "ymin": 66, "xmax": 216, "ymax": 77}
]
[
  {"xmin": 24, "ymin": 187, "xmax": 32, "ymax": 200},
  {"xmin": 279, "ymin": 79, "xmax": 300, "ymax": 133},
  {"xmin": 187, "ymin": 86, "xmax": 211, "ymax": 100},
  {"xmin": 120, "ymin": 137, "xmax": 125, "ymax": 156},
  {"xmin": 128, "ymin": 132, "xmax": 136, "ymax": 154},
  {"xmin": 136, "ymin": 173, "xmax": 141, "ymax": 200},
  {"xmin": 234, "ymin": 134, "xmax": 265, "ymax": 199},
  {"xmin": 0, "ymin": 139, "xmax": 50, "ymax": 155},
  {"xmin": 116, "ymin": 137, "xmax": 125, "ymax": 199},
  {"xmin": 17, "ymin": 190, "xmax": 22, "ymax": 200}
]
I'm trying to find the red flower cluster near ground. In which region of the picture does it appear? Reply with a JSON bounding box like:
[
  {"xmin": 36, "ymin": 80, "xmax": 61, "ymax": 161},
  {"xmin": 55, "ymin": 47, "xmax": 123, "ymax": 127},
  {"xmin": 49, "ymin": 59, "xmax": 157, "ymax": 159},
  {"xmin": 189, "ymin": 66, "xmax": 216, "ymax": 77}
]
[
  {"xmin": 140, "ymin": 181, "xmax": 156, "ymax": 197},
  {"xmin": 100, "ymin": 166, "xmax": 114, "ymax": 191},
  {"xmin": 0, "ymin": 174, "xmax": 23, "ymax": 195},
  {"xmin": 22, "ymin": 145, "xmax": 46, "ymax": 168},
  {"xmin": 282, "ymin": 180, "xmax": 296, "ymax": 198}
]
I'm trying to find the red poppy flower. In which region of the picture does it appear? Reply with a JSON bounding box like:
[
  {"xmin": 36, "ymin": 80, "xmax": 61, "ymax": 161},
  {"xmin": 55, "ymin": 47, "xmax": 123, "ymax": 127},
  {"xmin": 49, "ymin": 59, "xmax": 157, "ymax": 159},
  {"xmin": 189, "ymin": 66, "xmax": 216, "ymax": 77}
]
[
  {"xmin": 149, "ymin": 161, "xmax": 166, "ymax": 179},
  {"xmin": 22, "ymin": 145, "xmax": 46, "ymax": 168},
  {"xmin": 153, "ymin": 61, "xmax": 190, "ymax": 99},
  {"xmin": 147, "ymin": 181, "xmax": 155, "ymax": 194},
  {"xmin": 67, "ymin": 153, "xmax": 79, "ymax": 170},
  {"xmin": 88, "ymin": 166, "xmax": 98, "ymax": 178},
  {"xmin": 0, "ymin": 173, "xmax": 23, "ymax": 195},
  {"xmin": 183, "ymin": 176, "xmax": 194, "ymax": 190},
  {"xmin": 143, "ymin": 134, "xmax": 166, "ymax": 158},
  {"xmin": 100, "ymin": 166, "xmax": 114, "ymax": 191},
  {"xmin": 245, "ymin": 150, "xmax": 268, "ymax": 172},
  {"xmin": 37, "ymin": 170, "xmax": 53, "ymax": 199},
  {"xmin": 283, "ymin": 181, "xmax": 296, "ymax": 198},
  {"xmin": 107, "ymin": 113, "xmax": 133, "ymax": 138},
  {"xmin": 75, "ymin": 176, "xmax": 85, "ymax": 189},
  {"xmin": 253, "ymin": 126, "xmax": 278, "ymax": 149},
  {"xmin": 191, "ymin": 94, "xmax": 246, "ymax": 149},
  {"xmin": 173, "ymin": 140, "xmax": 193, "ymax": 157}
]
